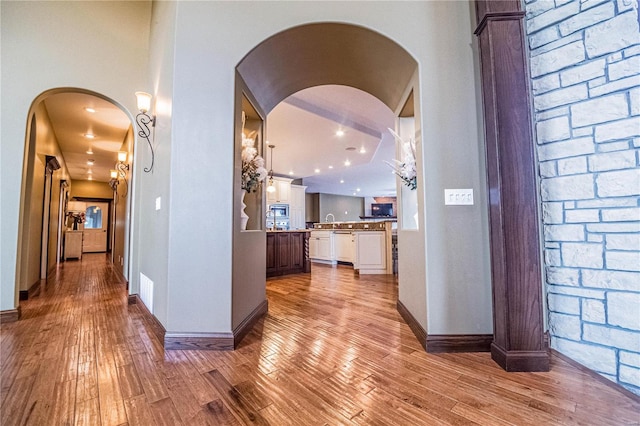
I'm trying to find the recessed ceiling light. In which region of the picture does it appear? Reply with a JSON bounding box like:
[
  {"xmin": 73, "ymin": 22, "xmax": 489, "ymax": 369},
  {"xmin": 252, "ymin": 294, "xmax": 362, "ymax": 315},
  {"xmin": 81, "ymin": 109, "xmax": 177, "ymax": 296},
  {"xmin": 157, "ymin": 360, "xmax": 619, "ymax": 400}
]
[
  {"xmin": 353, "ymin": 192, "xmax": 357, "ymax": 196},
  {"xmin": 289, "ymin": 171, "xmax": 294, "ymax": 175},
  {"xmin": 84, "ymin": 133, "xmax": 95, "ymax": 139},
  {"xmin": 86, "ymin": 148, "xmax": 93, "ymax": 155},
  {"xmin": 87, "ymin": 169, "xmax": 92, "ymax": 174},
  {"xmin": 328, "ymin": 165, "xmax": 333, "ymax": 169},
  {"xmin": 356, "ymin": 188, "xmax": 361, "ymax": 192},
  {"xmin": 87, "ymin": 159, "xmax": 95, "ymax": 165},
  {"xmin": 87, "ymin": 176, "xmax": 93, "ymax": 181},
  {"xmin": 344, "ymin": 160, "xmax": 351, "ymax": 166},
  {"xmin": 84, "ymin": 107, "xmax": 96, "ymax": 113},
  {"xmin": 359, "ymin": 147, "xmax": 366, "ymax": 154},
  {"xmin": 340, "ymin": 179, "xmax": 344, "ymax": 184},
  {"xmin": 336, "ymin": 130, "xmax": 345, "ymax": 137},
  {"xmin": 314, "ymin": 168, "xmax": 320, "ymax": 173}
]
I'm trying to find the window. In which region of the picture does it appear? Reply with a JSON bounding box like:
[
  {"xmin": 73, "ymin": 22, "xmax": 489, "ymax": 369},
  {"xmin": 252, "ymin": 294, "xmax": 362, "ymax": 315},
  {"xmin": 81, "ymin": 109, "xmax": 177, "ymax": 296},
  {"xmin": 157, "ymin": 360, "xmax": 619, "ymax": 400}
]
[{"xmin": 84, "ymin": 206, "xmax": 103, "ymax": 229}]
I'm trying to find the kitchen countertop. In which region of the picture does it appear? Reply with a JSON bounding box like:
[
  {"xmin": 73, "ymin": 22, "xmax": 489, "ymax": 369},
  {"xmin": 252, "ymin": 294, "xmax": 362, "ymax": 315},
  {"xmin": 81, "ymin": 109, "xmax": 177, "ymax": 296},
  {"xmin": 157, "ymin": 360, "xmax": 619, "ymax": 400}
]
[
  {"xmin": 313, "ymin": 221, "xmax": 390, "ymax": 231},
  {"xmin": 266, "ymin": 229, "xmax": 312, "ymax": 233}
]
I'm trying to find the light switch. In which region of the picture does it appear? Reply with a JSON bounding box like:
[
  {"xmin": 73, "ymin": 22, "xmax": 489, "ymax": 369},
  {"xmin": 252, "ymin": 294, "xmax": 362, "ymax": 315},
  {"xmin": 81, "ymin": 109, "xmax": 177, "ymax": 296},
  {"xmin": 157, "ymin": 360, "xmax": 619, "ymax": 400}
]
[
  {"xmin": 444, "ymin": 189, "xmax": 474, "ymax": 205},
  {"xmin": 155, "ymin": 196, "xmax": 161, "ymax": 210}
]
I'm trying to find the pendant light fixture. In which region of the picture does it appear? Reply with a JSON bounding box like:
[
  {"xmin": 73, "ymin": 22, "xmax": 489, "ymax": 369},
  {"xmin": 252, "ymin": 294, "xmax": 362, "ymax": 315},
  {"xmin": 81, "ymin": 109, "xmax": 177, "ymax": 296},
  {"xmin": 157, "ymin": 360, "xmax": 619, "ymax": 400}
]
[{"xmin": 266, "ymin": 144, "xmax": 276, "ymax": 193}]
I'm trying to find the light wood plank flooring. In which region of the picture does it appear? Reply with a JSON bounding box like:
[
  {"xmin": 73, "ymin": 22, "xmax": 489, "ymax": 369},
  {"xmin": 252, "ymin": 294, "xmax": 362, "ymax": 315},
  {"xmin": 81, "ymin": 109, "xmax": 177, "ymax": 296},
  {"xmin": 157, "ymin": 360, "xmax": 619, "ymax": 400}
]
[{"xmin": 1, "ymin": 254, "xmax": 638, "ymax": 425}]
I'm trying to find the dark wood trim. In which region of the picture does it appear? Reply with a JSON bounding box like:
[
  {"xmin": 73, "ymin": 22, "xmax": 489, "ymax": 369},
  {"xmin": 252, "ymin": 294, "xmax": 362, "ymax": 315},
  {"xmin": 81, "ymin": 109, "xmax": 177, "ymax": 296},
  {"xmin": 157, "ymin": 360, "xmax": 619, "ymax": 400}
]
[
  {"xmin": 108, "ymin": 257, "xmax": 128, "ymax": 290},
  {"xmin": 129, "ymin": 294, "xmax": 166, "ymax": 345},
  {"xmin": 165, "ymin": 334, "xmax": 234, "ymax": 351},
  {"xmin": 475, "ymin": 0, "xmax": 549, "ymax": 372},
  {"xmin": 19, "ymin": 279, "xmax": 43, "ymax": 300},
  {"xmin": 551, "ymin": 349, "xmax": 640, "ymax": 403},
  {"xmin": 474, "ymin": 11, "xmax": 525, "ymax": 35},
  {"xmin": 233, "ymin": 299, "xmax": 268, "ymax": 348},
  {"xmin": 426, "ymin": 334, "xmax": 492, "ymax": 353},
  {"xmin": 491, "ymin": 343, "xmax": 550, "ymax": 372},
  {"xmin": 0, "ymin": 307, "xmax": 21, "ymax": 323},
  {"xmin": 397, "ymin": 300, "xmax": 427, "ymax": 350}
]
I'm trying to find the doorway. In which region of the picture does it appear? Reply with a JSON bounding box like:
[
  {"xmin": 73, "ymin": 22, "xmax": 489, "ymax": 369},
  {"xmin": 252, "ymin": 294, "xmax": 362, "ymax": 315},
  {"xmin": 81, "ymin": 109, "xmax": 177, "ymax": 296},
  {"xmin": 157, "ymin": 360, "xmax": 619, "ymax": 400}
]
[
  {"xmin": 82, "ymin": 201, "xmax": 110, "ymax": 253},
  {"xmin": 232, "ymin": 22, "xmax": 424, "ymax": 343},
  {"xmin": 16, "ymin": 88, "xmax": 135, "ymax": 303}
]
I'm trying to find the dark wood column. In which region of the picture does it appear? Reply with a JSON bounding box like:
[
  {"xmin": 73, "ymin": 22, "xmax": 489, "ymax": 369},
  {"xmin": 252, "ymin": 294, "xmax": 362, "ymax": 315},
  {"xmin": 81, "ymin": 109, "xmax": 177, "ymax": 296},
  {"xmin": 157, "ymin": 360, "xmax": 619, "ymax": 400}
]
[{"xmin": 474, "ymin": 1, "xmax": 549, "ymax": 372}]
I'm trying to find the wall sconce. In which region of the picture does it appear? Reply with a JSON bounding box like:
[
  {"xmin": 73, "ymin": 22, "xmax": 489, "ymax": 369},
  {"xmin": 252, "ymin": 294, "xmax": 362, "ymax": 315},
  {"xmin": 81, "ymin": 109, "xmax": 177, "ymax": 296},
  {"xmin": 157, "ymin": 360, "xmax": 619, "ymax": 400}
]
[
  {"xmin": 135, "ymin": 91, "xmax": 155, "ymax": 173},
  {"xmin": 109, "ymin": 169, "xmax": 119, "ymax": 191},
  {"xmin": 109, "ymin": 151, "xmax": 130, "ymax": 195}
]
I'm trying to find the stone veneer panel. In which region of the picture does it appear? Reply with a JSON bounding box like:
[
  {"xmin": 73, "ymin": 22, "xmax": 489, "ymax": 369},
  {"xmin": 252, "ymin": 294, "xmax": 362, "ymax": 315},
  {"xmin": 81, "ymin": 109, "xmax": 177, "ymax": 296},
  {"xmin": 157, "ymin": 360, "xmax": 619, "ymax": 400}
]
[{"xmin": 525, "ymin": 0, "xmax": 640, "ymax": 395}]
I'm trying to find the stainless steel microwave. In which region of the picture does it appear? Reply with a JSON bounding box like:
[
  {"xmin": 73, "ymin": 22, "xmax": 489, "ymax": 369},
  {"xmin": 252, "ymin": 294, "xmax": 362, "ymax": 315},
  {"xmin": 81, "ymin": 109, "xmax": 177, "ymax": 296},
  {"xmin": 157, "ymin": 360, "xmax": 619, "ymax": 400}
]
[{"xmin": 269, "ymin": 203, "xmax": 289, "ymax": 218}]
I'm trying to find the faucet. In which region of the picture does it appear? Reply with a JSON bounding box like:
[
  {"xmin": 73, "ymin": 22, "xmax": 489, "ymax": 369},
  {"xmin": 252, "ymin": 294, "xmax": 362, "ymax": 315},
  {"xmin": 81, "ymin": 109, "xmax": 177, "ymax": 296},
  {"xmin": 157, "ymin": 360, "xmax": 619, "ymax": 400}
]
[{"xmin": 325, "ymin": 213, "xmax": 335, "ymax": 228}]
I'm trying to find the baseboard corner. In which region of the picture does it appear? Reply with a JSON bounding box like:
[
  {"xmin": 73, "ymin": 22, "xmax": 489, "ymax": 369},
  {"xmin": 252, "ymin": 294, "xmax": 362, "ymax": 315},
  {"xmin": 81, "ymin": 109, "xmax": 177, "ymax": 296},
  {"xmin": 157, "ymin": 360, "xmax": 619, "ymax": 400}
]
[
  {"xmin": 0, "ymin": 306, "xmax": 21, "ymax": 323},
  {"xmin": 397, "ymin": 300, "xmax": 427, "ymax": 350},
  {"xmin": 233, "ymin": 299, "xmax": 268, "ymax": 348}
]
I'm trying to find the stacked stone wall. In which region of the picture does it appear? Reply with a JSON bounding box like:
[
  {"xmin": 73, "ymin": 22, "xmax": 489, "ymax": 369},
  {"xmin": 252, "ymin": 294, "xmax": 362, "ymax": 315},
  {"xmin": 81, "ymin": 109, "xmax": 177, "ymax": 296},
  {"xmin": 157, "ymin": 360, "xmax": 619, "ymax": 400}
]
[{"xmin": 525, "ymin": 0, "xmax": 640, "ymax": 395}]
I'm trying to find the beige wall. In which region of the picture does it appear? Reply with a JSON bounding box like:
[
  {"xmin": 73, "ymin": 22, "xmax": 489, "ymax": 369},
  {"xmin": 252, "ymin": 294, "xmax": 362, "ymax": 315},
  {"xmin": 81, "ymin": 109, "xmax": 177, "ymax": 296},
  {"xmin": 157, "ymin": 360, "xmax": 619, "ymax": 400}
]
[
  {"xmin": 319, "ymin": 193, "xmax": 364, "ymax": 222},
  {"xmin": 113, "ymin": 128, "xmax": 134, "ymax": 278},
  {"xmin": 18, "ymin": 101, "xmax": 71, "ymax": 292},
  {"xmin": 70, "ymin": 180, "xmax": 114, "ymax": 200}
]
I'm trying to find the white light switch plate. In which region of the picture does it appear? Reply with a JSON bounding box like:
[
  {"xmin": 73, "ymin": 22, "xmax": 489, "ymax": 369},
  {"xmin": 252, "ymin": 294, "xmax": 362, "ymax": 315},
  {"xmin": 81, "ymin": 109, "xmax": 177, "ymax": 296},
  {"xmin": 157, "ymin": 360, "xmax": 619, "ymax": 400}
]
[
  {"xmin": 444, "ymin": 189, "xmax": 474, "ymax": 205},
  {"xmin": 155, "ymin": 196, "xmax": 161, "ymax": 210}
]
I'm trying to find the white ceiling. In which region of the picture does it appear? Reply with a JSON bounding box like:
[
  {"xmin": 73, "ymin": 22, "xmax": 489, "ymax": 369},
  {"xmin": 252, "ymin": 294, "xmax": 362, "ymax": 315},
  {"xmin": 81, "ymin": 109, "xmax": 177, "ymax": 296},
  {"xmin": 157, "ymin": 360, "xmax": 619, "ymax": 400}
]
[
  {"xmin": 44, "ymin": 85, "xmax": 397, "ymax": 197},
  {"xmin": 43, "ymin": 92, "xmax": 131, "ymax": 182},
  {"xmin": 267, "ymin": 85, "xmax": 397, "ymax": 197}
]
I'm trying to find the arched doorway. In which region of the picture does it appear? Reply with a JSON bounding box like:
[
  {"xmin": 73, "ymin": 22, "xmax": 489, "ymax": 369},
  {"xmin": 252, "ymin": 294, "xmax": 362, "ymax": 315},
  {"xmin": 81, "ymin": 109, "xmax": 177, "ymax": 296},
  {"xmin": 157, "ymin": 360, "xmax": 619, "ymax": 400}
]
[
  {"xmin": 231, "ymin": 23, "xmax": 426, "ymax": 344},
  {"xmin": 15, "ymin": 88, "xmax": 135, "ymax": 303}
]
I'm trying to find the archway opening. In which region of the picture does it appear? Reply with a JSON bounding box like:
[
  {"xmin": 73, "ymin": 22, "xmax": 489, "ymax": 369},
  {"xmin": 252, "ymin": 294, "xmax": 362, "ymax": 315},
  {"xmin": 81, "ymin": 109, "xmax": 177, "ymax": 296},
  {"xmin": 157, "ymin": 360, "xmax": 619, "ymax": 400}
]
[
  {"xmin": 232, "ymin": 22, "xmax": 424, "ymax": 345},
  {"xmin": 15, "ymin": 88, "xmax": 135, "ymax": 305}
]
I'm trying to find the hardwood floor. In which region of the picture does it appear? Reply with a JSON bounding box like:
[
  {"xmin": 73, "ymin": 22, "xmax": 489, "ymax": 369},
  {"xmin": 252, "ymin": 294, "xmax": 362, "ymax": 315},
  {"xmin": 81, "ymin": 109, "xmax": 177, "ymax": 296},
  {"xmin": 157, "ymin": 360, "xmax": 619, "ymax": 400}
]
[{"xmin": 1, "ymin": 254, "xmax": 638, "ymax": 425}]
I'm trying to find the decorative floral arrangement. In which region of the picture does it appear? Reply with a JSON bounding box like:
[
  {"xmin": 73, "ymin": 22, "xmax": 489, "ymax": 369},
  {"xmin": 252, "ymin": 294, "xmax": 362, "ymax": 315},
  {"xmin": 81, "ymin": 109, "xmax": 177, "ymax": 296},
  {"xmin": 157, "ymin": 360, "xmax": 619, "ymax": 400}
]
[
  {"xmin": 241, "ymin": 134, "xmax": 268, "ymax": 193},
  {"xmin": 68, "ymin": 211, "xmax": 86, "ymax": 229},
  {"xmin": 385, "ymin": 128, "xmax": 417, "ymax": 190}
]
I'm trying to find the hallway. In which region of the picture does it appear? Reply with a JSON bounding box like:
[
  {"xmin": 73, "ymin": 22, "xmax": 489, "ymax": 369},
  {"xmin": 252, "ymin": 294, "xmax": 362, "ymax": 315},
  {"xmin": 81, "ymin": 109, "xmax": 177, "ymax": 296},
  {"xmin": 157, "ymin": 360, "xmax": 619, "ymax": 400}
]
[{"xmin": 1, "ymin": 255, "xmax": 638, "ymax": 425}]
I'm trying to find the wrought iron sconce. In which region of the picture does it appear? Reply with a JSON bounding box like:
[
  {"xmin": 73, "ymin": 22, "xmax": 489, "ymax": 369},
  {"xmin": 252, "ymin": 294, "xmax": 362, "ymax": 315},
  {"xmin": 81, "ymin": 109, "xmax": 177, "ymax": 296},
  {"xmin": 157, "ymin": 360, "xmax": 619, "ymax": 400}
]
[
  {"xmin": 109, "ymin": 151, "xmax": 129, "ymax": 197},
  {"xmin": 135, "ymin": 91, "xmax": 155, "ymax": 173}
]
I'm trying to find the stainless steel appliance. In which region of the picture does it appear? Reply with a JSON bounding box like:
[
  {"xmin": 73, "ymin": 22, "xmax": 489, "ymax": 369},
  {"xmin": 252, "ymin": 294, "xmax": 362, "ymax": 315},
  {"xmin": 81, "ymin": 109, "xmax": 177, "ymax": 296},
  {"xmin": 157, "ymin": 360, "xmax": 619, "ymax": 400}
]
[{"xmin": 267, "ymin": 204, "xmax": 289, "ymax": 230}]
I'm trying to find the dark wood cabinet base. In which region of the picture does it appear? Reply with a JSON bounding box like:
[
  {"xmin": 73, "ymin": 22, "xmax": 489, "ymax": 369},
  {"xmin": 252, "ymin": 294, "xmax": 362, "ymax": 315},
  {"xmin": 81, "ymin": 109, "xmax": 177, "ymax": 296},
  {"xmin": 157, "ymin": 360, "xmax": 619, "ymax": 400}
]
[{"xmin": 266, "ymin": 231, "xmax": 311, "ymax": 278}]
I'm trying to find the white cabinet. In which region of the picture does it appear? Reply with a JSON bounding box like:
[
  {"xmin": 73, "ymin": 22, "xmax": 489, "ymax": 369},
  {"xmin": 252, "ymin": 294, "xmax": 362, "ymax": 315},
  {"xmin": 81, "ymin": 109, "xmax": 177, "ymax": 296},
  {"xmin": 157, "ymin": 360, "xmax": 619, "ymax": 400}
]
[
  {"xmin": 309, "ymin": 231, "xmax": 334, "ymax": 263},
  {"xmin": 289, "ymin": 184, "xmax": 306, "ymax": 230},
  {"xmin": 334, "ymin": 232, "xmax": 354, "ymax": 263},
  {"xmin": 64, "ymin": 230, "xmax": 83, "ymax": 260},
  {"xmin": 267, "ymin": 177, "xmax": 292, "ymax": 204},
  {"xmin": 354, "ymin": 231, "xmax": 386, "ymax": 274}
]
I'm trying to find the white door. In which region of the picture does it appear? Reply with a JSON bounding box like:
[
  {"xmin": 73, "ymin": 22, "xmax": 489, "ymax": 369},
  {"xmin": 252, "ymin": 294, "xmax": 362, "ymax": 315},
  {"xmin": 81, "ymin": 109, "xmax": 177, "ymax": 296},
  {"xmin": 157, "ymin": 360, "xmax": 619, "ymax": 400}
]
[{"xmin": 83, "ymin": 202, "xmax": 108, "ymax": 252}]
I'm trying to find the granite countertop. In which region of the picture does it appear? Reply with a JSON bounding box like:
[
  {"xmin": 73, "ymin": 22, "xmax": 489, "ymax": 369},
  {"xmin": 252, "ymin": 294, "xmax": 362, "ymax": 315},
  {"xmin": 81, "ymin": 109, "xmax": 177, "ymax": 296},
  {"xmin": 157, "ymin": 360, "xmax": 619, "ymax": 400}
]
[
  {"xmin": 313, "ymin": 221, "xmax": 389, "ymax": 231},
  {"xmin": 266, "ymin": 229, "xmax": 313, "ymax": 233}
]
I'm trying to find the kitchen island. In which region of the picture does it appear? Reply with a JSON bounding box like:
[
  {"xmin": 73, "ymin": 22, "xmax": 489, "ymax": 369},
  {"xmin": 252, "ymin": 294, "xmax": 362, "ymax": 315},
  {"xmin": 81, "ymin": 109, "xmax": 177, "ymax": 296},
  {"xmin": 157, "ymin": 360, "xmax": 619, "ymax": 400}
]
[
  {"xmin": 310, "ymin": 221, "xmax": 394, "ymax": 274},
  {"xmin": 266, "ymin": 230, "xmax": 311, "ymax": 278}
]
